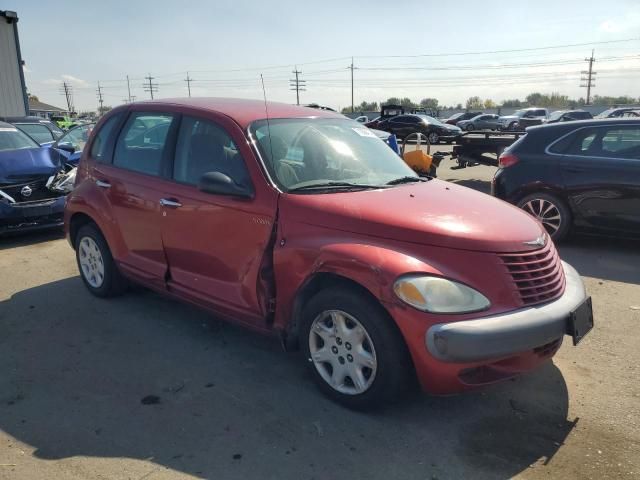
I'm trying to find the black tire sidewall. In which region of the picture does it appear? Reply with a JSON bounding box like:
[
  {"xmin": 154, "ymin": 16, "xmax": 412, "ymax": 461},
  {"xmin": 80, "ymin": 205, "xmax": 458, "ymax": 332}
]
[
  {"xmin": 75, "ymin": 224, "xmax": 124, "ymax": 297},
  {"xmin": 300, "ymin": 287, "xmax": 412, "ymax": 409},
  {"xmin": 517, "ymin": 192, "xmax": 571, "ymax": 242}
]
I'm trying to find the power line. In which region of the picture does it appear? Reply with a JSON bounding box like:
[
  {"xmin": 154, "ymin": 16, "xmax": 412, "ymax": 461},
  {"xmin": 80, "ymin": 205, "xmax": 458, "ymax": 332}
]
[
  {"xmin": 289, "ymin": 66, "xmax": 306, "ymax": 105},
  {"xmin": 143, "ymin": 74, "xmax": 158, "ymax": 99},
  {"xmin": 581, "ymin": 49, "xmax": 597, "ymax": 105},
  {"xmin": 356, "ymin": 37, "xmax": 640, "ymax": 59}
]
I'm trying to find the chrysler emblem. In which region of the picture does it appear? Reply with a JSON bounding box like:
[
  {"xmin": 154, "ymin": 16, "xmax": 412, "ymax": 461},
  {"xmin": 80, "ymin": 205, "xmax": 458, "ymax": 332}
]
[
  {"xmin": 21, "ymin": 185, "xmax": 33, "ymax": 197},
  {"xmin": 524, "ymin": 234, "xmax": 546, "ymax": 248}
]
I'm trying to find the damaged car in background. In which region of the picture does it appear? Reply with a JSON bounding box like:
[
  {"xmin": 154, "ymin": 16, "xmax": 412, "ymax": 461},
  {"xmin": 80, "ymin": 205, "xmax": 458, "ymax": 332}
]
[{"xmin": 0, "ymin": 122, "xmax": 77, "ymax": 235}]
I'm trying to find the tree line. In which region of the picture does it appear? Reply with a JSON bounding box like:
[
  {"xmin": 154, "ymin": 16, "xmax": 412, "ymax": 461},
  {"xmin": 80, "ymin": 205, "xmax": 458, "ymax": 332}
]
[{"xmin": 342, "ymin": 93, "xmax": 639, "ymax": 114}]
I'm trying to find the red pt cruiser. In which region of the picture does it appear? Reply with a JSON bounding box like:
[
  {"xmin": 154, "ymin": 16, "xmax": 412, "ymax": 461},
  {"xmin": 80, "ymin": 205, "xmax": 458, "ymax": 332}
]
[{"xmin": 64, "ymin": 98, "xmax": 593, "ymax": 409}]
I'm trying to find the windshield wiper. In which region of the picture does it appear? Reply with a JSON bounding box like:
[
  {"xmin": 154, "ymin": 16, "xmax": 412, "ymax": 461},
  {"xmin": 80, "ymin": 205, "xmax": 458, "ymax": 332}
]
[
  {"xmin": 288, "ymin": 181, "xmax": 385, "ymax": 192},
  {"xmin": 385, "ymin": 176, "xmax": 428, "ymax": 185}
]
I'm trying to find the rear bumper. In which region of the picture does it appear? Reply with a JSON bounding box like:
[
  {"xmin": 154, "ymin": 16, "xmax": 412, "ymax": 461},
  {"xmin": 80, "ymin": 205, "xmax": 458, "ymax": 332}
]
[
  {"xmin": 426, "ymin": 261, "xmax": 586, "ymax": 363},
  {"xmin": 0, "ymin": 196, "xmax": 66, "ymax": 235}
]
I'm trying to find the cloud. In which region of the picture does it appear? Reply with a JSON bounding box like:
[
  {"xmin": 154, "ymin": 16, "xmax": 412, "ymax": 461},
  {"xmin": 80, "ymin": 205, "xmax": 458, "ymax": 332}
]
[
  {"xmin": 599, "ymin": 20, "xmax": 622, "ymax": 33},
  {"xmin": 41, "ymin": 75, "xmax": 89, "ymax": 88}
]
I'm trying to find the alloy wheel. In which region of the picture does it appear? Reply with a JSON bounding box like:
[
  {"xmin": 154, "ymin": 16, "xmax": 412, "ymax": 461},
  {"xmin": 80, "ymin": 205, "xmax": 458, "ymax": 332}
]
[
  {"xmin": 78, "ymin": 236, "xmax": 105, "ymax": 288},
  {"xmin": 427, "ymin": 132, "xmax": 439, "ymax": 144},
  {"xmin": 308, "ymin": 310, "xmax": 377, "ymax": 395},
  {"xmin": 522, "ymin": 198, "xmax": 562, "ymax": 236}
]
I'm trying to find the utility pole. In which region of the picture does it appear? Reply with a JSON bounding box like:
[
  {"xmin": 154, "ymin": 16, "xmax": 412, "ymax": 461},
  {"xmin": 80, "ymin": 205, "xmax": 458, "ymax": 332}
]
[
  {"xmin": 60, "ymin": 81, "xmax": 74, "ymax": 114},
  {"xmin": 289, "ymin": 66, "xmax": 306, "ymax": 105},
  {"xmin": 580, "ymin": 49, "xmax": 596, "ymax": 105},
  {"xmin": 143, "ymin": 73, "xmax": 158, "ymax": 99},
  {"xmin": 126, "ymin": 75, "xmax": 132, "ymax": 103},
  {"xmin": 184, "ymin": 71, "xmax": 193, "ymax": 97},
  {"xmin": 348, "ymin": 57, "xmax": 356, "ymax": 113},
  {"xmin": 96, "ymin": 82, "xmax": 104, "ymax": 115}
]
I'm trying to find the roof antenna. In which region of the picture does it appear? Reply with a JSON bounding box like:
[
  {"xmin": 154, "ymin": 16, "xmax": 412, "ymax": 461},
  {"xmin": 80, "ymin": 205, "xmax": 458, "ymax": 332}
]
[{"xmin": 260, "ymin": 74, "xmax": 275, "ymax": 165}]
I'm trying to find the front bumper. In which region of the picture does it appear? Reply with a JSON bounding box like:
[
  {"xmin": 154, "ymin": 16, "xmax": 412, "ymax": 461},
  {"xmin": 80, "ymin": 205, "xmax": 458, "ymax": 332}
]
[
  {"xmin": 426, "ymin": 261, "xmax": 587, "ymax": 363},
  {"xmin": 0, "ymin": 196, "xmax": 66, "ymax": 235}
]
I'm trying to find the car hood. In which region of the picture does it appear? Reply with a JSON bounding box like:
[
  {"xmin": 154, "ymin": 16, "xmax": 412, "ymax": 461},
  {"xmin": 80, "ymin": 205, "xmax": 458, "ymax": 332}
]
[
  {"xmin": 280, "ymin": 180, "xmax": 545, "ymax": 253},
  {"xmin": 499, "ymin": 115, "xmax": 518, "ymax": 121},
  {"xmin": 0, "ymin": 147, "xmax": 62, "ymax": 183}
]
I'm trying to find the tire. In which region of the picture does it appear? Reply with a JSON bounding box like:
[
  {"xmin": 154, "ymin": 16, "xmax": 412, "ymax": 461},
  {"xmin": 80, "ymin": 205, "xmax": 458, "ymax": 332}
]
[
  {"xmin": 427, "ymin": 132, "xmax": 439, "ymax": 144},
  {"xmin": 466, "ymin": 124, "xmax": 475, "ymax": 131},
  {"xmin": 75, "ymin": 223, "xmax": 127, "ymax": 297},
  {"xmin": 517, "ymin": 192, "xmax": 571, "ymax": 242},
  {"xmin": 509, "ymin": 122, "xmax": 517, "ymax": 131},
  {"xmin": 300, "ymin": 287, "xmax": 413, "ymax": 409}
]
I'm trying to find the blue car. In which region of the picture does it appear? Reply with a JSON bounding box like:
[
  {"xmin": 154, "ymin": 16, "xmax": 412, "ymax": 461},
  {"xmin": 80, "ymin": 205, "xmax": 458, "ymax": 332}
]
[
  {"xmin": 0, "ymin": 122, "xmax": 76, "ymax": 235},
  {"xmin": 47, "ymin": 122, "xmax": 94, "ymax": 166}
]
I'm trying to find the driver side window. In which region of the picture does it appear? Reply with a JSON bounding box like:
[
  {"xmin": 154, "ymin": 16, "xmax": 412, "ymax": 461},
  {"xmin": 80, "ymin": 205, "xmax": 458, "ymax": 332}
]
[{"xmin": 173, "ymin": 116, "xmax": 250, "ymax": 187}]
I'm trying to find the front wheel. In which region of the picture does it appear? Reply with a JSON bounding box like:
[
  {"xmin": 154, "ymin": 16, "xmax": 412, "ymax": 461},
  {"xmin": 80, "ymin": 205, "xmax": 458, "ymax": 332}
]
[
  {"xmin": 517, "ymin": 193, "xmax": 571, "ymax": 242},
  {"xmin": 466, "ymin": 124, "xmax": 475, "ymax": 131},
  {"xmin": 301, "ymin": 287, "xmax": 413, "ymax": 409},
  {"xmin": 427, "ymin": 132, "xmax": 439, "ymax": 144}
]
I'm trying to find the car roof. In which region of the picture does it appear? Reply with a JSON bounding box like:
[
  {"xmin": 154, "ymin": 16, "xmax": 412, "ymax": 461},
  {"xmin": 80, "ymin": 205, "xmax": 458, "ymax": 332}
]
[
  {"xmin": 528, "ymin": 117, "xmax": 640, "ymax": 132},
  {"xmin": 130, "ymin": 97, "xmax": 343, "ymax": 129},
  {"xmin": 0, "ymin": 121, "xmax": 17, "ymax": 128},
  {"xmin": 0, "ymin": 116, "xmax": 51, "ymax": 123}
]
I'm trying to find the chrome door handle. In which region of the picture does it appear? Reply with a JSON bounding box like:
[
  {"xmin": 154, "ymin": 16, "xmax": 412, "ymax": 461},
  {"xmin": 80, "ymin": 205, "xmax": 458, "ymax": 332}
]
[
  {"xmin": 160, "ymin": 198, "xmax": 182, "ymax": 208},
  {"xmin": 96, "ymin": 180, "xmax": 111, "ymax": 188}
]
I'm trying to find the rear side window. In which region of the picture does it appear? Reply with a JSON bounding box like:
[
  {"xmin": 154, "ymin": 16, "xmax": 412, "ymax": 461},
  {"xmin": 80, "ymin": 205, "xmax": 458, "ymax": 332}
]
[
  {"xmin": 560, "ymin": 126, "xmax": 640, "ymax": 159},
  {"xmin": 90, "ymin": 113, "xmax": 123, "ymax": 163},
  {"xmin": 113, "ymin": 113, "xmax": 174, "ymax": 175}
]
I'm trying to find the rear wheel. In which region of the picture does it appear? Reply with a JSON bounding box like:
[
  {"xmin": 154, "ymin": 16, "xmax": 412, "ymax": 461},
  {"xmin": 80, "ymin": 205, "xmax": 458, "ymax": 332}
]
[
  {"xmin": 75, "ymin": 224, "xmax": 127, "ymax": 297},
  {"xmin": 517, "ymin": 193, "xmax": 571, "ymax": 242},
  {"xmin": 301, "ymin": 287, "xmax": 413, "ymax": 409}
]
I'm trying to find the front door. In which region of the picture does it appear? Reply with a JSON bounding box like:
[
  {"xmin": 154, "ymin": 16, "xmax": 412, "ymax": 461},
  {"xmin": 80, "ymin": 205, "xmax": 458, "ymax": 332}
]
[
  {"xmin": 561, "ymin": 124, "xmax": 640, "ymax": 233},
  {"xmin": 160, "ymin": 113, "xmax": 278, "ymax": 324}
]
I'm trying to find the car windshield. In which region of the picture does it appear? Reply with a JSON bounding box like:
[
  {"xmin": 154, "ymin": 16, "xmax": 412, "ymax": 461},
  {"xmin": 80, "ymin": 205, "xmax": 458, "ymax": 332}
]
[
  {"xmin": 416, "ymin": 114, "xmax": 444, "ymax": 126},
  {"xmin": 514, "ymin": 109, "xmax": 528, "ymax": 117},
  {"xmin": 548, "ymin": 111, "xmax": 564, "ymax": 121},
  {"xmin": 595, "ymin": 108, "xmax": 616, "ymax": 118},
  {"xmin": 447, "ymin": 113, "xmax": 463, "ymax": 120},
  {"xmin": 0, "ymin": 127, "xmax": 40, "ymax": 151},
  {"xmin": 250, "ymin": 118, "xmax": 417, "ymax": 192}
]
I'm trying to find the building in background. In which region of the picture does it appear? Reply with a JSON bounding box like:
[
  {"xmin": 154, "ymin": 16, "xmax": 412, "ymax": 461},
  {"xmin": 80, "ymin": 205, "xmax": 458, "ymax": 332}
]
[
  {"xmin": 28, "ymin": 98, "xmax": 68, "ymax": 118},
  {"xmin": 0, "ymin": 10, "xmax": 28, "ymax": 117}
]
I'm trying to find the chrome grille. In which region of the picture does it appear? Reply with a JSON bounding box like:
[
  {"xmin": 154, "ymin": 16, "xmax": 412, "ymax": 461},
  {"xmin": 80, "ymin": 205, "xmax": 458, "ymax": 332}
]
[{"xmin": 500, "ymin": 240, "xmax": 565, "ymax": 307}]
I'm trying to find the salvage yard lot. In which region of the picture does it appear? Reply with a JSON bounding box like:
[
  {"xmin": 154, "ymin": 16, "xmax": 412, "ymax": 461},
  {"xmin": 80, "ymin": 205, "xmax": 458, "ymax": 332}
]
[{"xmin": 0, "ymin": 159, "xmax": 638, "ymax": 480}]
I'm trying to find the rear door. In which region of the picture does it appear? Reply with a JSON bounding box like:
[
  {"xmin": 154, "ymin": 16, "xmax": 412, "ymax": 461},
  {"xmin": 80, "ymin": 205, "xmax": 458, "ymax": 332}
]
[
  {"xmin": 89, "ymin": 109, "xmax": 177, "ymax": 288},
  {"xmin": 558, "ymin": 124, "xmax": 640, "ymax": 233},
  {"xmin": 160, "ymin": 112, "xmax": 278, "ymax": 325}
]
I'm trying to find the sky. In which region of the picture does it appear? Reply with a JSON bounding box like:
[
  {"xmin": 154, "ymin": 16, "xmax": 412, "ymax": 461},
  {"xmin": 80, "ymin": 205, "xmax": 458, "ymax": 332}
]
[{"xmin": 4, "ymin": 0, "xmax": 640, "ymax": 112}]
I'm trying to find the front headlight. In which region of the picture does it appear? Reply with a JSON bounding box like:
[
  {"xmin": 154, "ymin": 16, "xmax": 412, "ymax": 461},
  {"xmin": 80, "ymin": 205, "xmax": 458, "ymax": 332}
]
[{"xmin": 393, "ymin": 275, "xmax": 490, "ymax": 313}]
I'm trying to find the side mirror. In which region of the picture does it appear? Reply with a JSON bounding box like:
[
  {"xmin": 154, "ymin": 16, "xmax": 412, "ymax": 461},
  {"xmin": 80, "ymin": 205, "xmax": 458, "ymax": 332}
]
[
  {"xmin": 198, "ymin": 171, "xmax": 254, "ymax": 199},
  {"xmin": 56, "ymin": 142, "xmax": 76, "ymax": 153}
]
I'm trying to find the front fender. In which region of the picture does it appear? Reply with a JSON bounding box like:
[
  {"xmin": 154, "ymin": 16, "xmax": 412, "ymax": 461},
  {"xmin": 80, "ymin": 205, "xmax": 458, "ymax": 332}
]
[{"xmin": 272, "ymin": 230, "xmax": 443, "ymax": 332}]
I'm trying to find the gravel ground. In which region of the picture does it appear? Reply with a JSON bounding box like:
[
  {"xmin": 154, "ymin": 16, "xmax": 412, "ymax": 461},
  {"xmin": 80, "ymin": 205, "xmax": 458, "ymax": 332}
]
[{"xmin": 0, "ymin": 154, "xmax": 638, "ymax": 480}]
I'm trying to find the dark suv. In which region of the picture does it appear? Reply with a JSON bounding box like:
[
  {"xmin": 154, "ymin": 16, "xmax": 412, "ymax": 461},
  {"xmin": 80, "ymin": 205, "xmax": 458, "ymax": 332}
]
[{"xmin": 493, "ymin": 119, "xmax": 640, "ymax": 241}]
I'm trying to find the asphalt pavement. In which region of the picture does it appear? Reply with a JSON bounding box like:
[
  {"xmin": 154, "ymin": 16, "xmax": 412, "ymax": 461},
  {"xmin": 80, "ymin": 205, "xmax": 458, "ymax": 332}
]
[{"xmin": 0, "ymin": 156, "xmax": 638, "ymax": 480}]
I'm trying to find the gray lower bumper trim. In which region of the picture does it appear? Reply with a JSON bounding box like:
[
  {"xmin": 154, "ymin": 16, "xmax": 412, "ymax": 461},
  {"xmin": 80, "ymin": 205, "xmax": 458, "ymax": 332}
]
[{"xmin": 426, "ymin": 261, "xmax": 587, "ymax": 363}]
